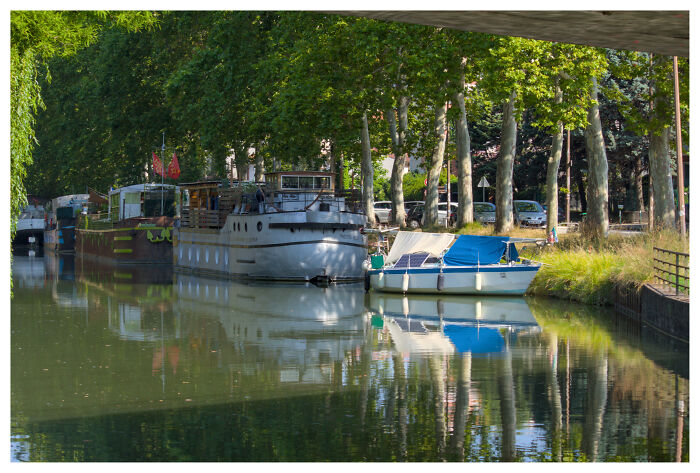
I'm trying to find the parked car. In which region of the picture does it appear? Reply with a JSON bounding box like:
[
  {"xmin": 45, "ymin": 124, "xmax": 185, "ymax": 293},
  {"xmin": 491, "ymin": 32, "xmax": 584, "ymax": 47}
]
[
  {"xmin": 514, "ymin": 200, "xmax": 546, "ymax": 227},
  {"xmin": 542, "ymin": 203, "xmax": 565, "ymax": 221},
  {"xmin": 373, "ymin": 201, "xmax": 392, "ymax": 224},
  {"xmin": 421, "ymin": 202, "xmax": 458, "ymax": 227},
  {"xmin": 388, "ymin": 200, "xmax": 425, "ymax": 226},
  {"xmin": 473, "ymin": 202, "xmax": 496, "ymax": 225},
  {"xmin": 404, "ymin": 201, "xmax": 424, "ymax": 214},
  {"xmin": 406, "ymin": 204, "xmax": 424, "ymax": 228}
]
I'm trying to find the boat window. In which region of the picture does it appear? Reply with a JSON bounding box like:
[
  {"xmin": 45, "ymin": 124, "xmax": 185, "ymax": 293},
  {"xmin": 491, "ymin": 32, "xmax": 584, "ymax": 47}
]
[
  {"xmin": 281, "ymin": 176, "xmax": 299, "ymax": 189},
  {"xmin": 315, "ymin": 176, "xmax": 331, "ymax": 189},
  {"xmin": 299, "ymin": 176, "xmax": 314, "ymax": 189}
]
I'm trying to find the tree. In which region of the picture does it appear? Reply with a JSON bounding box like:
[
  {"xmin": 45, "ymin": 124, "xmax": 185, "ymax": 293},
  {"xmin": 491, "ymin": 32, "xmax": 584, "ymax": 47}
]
[
  {"xmin": 453, "ymin": 64, "xmax": 474, "ymax": 227},
  {"xmin": 525, "ymin": 43, "xmax": 606, "ymax": 234},
  {"xmin": 494, "ymin": 92, "xmax": 518, "ymax": 233},
  {"xmin": 605, "ymin": 50, "xmax": 688, "ymax": 230},
  {"xmin": 480, "ymin": 36, "xmax": 547, "ymax": 233},
  {"xmin": 10, "ymin": 10, "xmax": 156, "ymax": 281},
  {"xmin": 584, "ymin": 76, "xmax": 610, "ymax": 237}
]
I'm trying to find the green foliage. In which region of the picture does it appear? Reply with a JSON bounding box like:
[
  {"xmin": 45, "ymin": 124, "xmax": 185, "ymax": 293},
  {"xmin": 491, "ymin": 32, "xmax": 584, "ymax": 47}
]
[
  {"xmin": 605, "ymin": 50, "xmax": 689, "ymax": 141},
  {"xmin": 15, "ymin": 11, "xmax": 689, "ymax": 251},
  {"xmin": 402, "ymin": 171, "xmax": 427, "ymax": 202},
  {"xmin": 11, "ymin": 11, "xmax": 158, "ymax": 234},
  {"xmin": 10, "ymin": 49, "xmax": 42, "ymax": 235}
]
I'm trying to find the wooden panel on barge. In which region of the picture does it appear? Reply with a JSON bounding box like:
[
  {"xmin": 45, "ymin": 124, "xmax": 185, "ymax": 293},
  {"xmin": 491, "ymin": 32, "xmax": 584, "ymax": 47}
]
[{"xmin": 76, "ymin": 216, "xmax": 174, "ymax": 264}]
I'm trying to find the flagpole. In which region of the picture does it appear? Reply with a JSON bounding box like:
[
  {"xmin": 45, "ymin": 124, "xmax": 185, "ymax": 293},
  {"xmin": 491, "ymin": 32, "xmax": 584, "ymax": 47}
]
[{"xmin": 161, "ymin": 132, "xmax": 165, "ymax": 216}]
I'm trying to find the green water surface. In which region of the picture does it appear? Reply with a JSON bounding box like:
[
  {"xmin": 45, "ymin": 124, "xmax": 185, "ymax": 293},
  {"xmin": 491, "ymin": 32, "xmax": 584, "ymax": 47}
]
[{"xmin": 11, "ymin": 252, "xmax": 689, "ymax": 462}]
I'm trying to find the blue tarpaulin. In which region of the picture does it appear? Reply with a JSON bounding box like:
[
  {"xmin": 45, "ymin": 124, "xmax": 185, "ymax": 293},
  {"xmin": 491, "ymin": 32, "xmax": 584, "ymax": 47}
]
[
  {"xmin": 442, "ymin": 235, "xmax": 518, "ymax": 266},
  {"xmin": 443, "ymin": 325, "xmax": 505, "ymax": 354}
]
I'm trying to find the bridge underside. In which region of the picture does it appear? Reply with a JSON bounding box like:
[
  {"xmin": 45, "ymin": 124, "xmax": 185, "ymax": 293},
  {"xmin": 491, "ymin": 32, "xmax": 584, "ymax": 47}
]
[{"xmin": 336, "ymin": 11, "xmax": 689, "ymax": 57}]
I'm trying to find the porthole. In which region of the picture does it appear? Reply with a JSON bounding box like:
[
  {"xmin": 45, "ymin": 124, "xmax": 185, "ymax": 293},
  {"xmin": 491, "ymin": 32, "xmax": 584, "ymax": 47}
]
[
  {"xmin": 245, "ymin": 222, "xmax": 248, "ymax": 232},
  {"xmin": 257, "ymin": 221, "xmax": 263, "ymax": 231}
]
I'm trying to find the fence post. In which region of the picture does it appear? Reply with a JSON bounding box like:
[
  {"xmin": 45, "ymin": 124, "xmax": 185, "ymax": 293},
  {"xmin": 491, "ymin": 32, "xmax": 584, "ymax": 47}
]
[{"xmin": 675, "ymin": 253, "xmax": 679, "ymax": 295}]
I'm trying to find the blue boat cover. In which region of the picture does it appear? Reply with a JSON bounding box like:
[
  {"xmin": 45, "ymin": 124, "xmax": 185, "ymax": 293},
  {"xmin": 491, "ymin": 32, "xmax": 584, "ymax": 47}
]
[
  {"xmin": 442, "ymin": 234, "xmax": 518, "ymax": 266},
  {"xmin": 443, "ymin": 325, "xmax": 505, "ymax": 354}
]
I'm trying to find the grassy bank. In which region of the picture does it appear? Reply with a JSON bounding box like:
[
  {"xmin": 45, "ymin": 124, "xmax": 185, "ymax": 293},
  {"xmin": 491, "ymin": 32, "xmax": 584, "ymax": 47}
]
[
  {"xmin": 376, "ymin": 223, "xmax": 688, "ymax": 306},
  {"xmin": 521, "ymin": 228, "xmax": 689, "ymax": 305}
]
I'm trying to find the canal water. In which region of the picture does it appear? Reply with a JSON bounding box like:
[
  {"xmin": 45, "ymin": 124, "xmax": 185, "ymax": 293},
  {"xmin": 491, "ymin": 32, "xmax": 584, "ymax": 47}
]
[{"xmin": 11, "ymin": 249, "xmax": 689, "ymax": 462}]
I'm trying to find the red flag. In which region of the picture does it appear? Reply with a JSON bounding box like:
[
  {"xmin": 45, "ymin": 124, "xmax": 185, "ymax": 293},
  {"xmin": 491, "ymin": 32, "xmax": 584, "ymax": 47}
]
[
  {"xmin": 152, "ymin": 152, "xmax": 164, "ymax": 177},
  {"xmin": 167, "ymin": 152, "xmax": 181, "ymax": 179}
]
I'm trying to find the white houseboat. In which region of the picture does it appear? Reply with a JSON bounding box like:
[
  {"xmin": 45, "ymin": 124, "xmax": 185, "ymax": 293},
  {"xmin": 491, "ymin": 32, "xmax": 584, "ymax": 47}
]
[
  {"xmin": 174, "ymin": 171, "xmax": 367, "ymax": 283},
  {"xmin": 44, "ymin": 194, "xmax": 89, "ymax": 253},
  {"xmin": 15, "ymin": 204, "xmax": 45, "ymax": 245}
]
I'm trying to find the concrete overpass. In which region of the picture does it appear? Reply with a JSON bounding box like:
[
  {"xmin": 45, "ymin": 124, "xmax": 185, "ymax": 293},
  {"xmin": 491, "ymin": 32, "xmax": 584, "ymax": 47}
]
[{"xmin": 335, "ymin": 11, "xmax": 689, "ymax": 57}]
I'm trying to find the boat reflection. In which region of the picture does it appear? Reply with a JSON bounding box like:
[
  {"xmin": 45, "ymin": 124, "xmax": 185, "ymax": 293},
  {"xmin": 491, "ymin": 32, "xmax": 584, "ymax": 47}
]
[
  {"xmin": 12, "ymin": 254, "xmax": 46, "ymax": 290},
  {"xmin": 174, "ymin": 275, "xmax": 368, "ymax": 378},
  {"xmin": 369, "ymin": 292, "xmax": 539, "ymax": 355}
]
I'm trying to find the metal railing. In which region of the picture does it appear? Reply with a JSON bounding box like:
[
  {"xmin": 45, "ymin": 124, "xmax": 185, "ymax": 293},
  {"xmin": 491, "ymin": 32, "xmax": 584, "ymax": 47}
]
[{"xmin": 653, "ymin": 247, "xmax": 689, "ymax": 295}]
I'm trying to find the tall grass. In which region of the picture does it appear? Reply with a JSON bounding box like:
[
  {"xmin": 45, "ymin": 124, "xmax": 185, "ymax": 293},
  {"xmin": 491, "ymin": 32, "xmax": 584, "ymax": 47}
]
[{"xmin": 523, "ymin": 228, "xmax": 689, "ymax": 305}]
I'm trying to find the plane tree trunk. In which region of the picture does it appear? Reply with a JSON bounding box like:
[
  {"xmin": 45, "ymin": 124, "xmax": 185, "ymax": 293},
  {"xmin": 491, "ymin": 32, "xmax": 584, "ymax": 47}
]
[
  {"xmin": 361, "ymin": 111, "xmax": 375, "ymax": 224},
  {"xmin": 583, "ymin": 77, "xmax": 609, "ymax": 237},
  {"xmin": 454, "ymin": 69, "xmax": 474, "ymax": 227},
  {"xmin": 388, "ymin": 96, "xmax": 409, "ymax": 226},
  {"xmin": 494, "ymin": 92, "xmax": 517, "ymax": 234},
  {"xmin": 424, "ymin": 103, "xmax": 448, "ymax": 227},
  {"xmin": 545, "ymin": 83, "xmax": 564, "ymax": 234},
  {"xmin": 649, "ymin": 126, "xmax": 676, "ymax": 228},
  {"xmin": 254, "ymin": 141, "xmax": 265, "ymax": 183}
]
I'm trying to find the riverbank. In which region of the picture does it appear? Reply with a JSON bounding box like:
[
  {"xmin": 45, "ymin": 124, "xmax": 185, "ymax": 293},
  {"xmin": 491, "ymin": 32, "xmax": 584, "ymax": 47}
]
[
  {"xmin": 377, "ymin": 224, "xmax": 688, "ymax": 307},
  {"xmin": 522, "ymin": 228, "xmax": 689, "ymax": 305}
]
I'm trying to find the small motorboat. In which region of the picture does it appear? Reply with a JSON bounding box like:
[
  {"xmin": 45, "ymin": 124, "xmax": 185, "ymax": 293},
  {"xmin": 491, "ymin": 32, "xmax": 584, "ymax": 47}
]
[{"xmin": 366, "ymin": 231, "xmax": 542, "ymax": 295}]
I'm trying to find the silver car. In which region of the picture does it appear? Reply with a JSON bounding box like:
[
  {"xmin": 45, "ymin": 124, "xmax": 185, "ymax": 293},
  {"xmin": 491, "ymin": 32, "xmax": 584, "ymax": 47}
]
[
  {"xmin": 514, "ymin": 200, "xmax": 546, "ymax": 227},
  {"xmin": 473, "ymin": 202, "xmax": 496, "ymax": 224},
  {"xmin": 373, "ymin": 201, "xmax": 392, "ymax": 224}
]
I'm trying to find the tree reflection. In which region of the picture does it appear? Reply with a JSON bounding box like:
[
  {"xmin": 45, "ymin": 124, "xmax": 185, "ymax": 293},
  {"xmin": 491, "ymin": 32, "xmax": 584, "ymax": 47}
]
[{"xmin": 10, "ymin": 261, "xmax": 690, "ymax": 462}]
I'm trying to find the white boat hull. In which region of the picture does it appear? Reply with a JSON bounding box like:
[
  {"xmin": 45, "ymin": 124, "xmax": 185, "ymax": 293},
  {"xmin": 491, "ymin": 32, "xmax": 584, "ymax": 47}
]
[
  {"xmin": 15, "ymin": 218, "xmax": 44, "ymax": 244},
  {"xmin": 368, "ymin": 264, "xmax": 540, "ymax": 295},
  {"xmin": 175, "ymin": 210, "xmax": 367, "ymax": 282}
]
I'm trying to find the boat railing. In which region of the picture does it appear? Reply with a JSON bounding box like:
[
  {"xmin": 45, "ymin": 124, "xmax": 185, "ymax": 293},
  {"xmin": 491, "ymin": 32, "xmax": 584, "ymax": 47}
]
[
  {"xmin": 180, "ymin": 208, "xmax": 227, "ymax": 229},
  {"xmin": 179, "ymin": 188, "xmax": 365, "ymax": 229},
  {"xmin": 78, "ymin": 212, "xmax": 114, "ymax": 231}
]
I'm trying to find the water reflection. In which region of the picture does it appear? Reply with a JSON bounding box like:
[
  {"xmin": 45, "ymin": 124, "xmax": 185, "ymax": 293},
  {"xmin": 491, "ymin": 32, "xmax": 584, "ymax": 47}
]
[
  {"xmin": 175, "ymin": 275, "xmax": 368, "ymax": 383},
  {"xmin": 11, "ymin": 254, "xmax": 689, "ymax": 462},
  {"xmin": 369, "ymin": 293, "xmax": 539, "ymax": 355}
]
